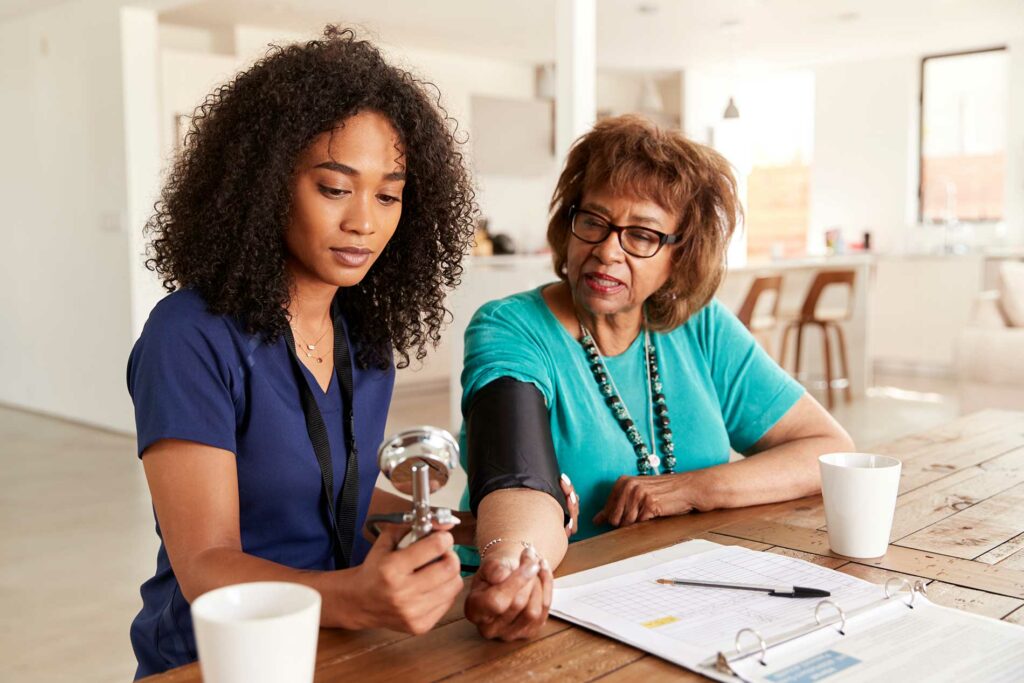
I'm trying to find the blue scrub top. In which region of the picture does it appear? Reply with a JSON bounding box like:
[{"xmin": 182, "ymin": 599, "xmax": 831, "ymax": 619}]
[{"xmin": 127, "ymin": 289, "xmax": 394, "ymax": 679}]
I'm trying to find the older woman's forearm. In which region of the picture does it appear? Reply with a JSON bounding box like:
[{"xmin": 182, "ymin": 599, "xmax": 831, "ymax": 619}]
[
  {"xmin": 690, "ymin": 432, "xmax": 853, "ymax": 511},
  {"xmin": 475, "ymin": 489, "xmax": 568, "ymax": 568}
]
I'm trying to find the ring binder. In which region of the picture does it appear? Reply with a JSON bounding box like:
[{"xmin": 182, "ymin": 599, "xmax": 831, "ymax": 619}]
[
  {"xmin": 814, "ymin": 599, "xmax": 846, "ymax": 635},
  {"xmin": 883, "ymin": 577, "xmax": 927, "ymax": 608},
  {"xmin": 733, "ymin": 628, "xmax": 767, "ymax": 666},
  {"xmin": 708, "ymin": 578, "xmax": 927, "ymax": 676}
]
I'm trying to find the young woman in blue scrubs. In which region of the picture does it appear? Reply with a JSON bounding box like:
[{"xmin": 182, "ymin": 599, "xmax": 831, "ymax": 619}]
[{"xmin": 127, "ymin": 27, "xmax": 478, "ymax": 678}]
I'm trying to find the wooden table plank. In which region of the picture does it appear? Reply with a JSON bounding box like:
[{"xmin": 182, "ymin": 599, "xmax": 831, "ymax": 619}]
[
  {"xmin": 895, "ymin": 419, "xmax": 1024, "ymax": 494},
  {"xmin": 552, "ymin": 500, "xmax": 808, "ymax": 578},
  {"xmin": 872, "ymin": 410, "xmax": 1022, "ymax": 464},
  {"xmin": 765, "ymin": 547, "xmax": 847, "ymax": 568},
  {"xmin": 314, "ymin": 618, "xmax": 568, "ymax": 682},
  {"xmin": 139, "ymin": 585, "xmax": 474, "ymax": 683},
  {"xmin": 752, "ymin": 445, "xmax": 1024, "ymax": 546},
  {"xmin": 836, "ymin": 562, "xmax": 927, "ymax": 586},
  {"xmin": 888, "ymin": 445, "xmax": 1024, "ymax": 541},
  {"xmin": 922, "ymin": 582, "xmax": 1024, "ymax": 620},
  {"xmin": 894, "ymin": 480, "xmax": 1024, "ymax": 559},
  {"xmin": 976, "ymin": 531, "xmax": 1024, "ymax": 566},
  {"xmin": 596, "ymin": 655, "xmax": 708, "ymax": 682},
  {"xmin": 443, "ymin": 626, "xmax": 644, "ymax": 682},
  {"xmin": 836, "ymin": 564, "xmax": 1024, "ymax": 619},
  {"xmin": 692, "ymin": 532, "xmax": 771, "ymax": 551},
  {"xmin": 713, "ymin": 519, "xmax": 1024, "ymax": 599}
]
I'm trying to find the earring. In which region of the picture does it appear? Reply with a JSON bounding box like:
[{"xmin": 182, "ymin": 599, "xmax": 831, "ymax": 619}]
[{"xmin": 560, "ymin": 263, "xmax": 568, "ymax": 275}]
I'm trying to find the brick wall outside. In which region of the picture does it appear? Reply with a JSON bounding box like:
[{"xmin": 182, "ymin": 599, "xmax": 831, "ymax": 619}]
[
  {"xmin": 922, "ymin": 153, "xmax": 1004, "ymax": 222},
  {"xmin": 746, "ymin": 162, "xmax": 810, "ymax": 261}
]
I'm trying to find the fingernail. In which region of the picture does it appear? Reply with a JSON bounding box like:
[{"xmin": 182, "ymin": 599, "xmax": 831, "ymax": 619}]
[
  {"xmin": 570, "ymin": 492, "xmax": 578, "ymax": 505},
  {"xmin": 565, "ymin": 520, "xmax": 572, "ymax": 531},
  {"xmin": 526, "ymin": 561, "xmax": 541, "ymax": 577},
  {"xmin": 540, "ymin": 558, "xmax": 551, "ymax": 571},
  {"xmin": 560, "ymin": 473, "xmax": 571, "ymax": 485}
]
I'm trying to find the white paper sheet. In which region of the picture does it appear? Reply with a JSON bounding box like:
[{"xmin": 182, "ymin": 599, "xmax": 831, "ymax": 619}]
[
  {"xmin": 552, "ymin": 542, "xmax": 880, "ymax": 679},
  {"xmin": 552, "ymin": 541, "xmax": 1024, "ymax": 682}
]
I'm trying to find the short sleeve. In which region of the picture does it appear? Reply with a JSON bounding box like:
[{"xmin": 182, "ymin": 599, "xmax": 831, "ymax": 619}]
[
  {"xmin": 460, "ymin": 299, "xmax": 555, "ymax": 415},
  {"xmin": 700, "ymin": 300, "xmax": 805, "ymax": 453},
  {"xmin": 127, "ymin": 297, "xmax": 239, "ymax": 457}
]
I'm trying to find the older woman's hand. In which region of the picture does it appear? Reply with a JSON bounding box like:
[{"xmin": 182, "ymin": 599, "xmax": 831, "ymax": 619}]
[
  {"xmin": 593, "ymin": 473, "xmax": 704, "ymax": 527},
  {"xmin": 464, "ymin": 545, "xmax": 553, "ymax": 641}
]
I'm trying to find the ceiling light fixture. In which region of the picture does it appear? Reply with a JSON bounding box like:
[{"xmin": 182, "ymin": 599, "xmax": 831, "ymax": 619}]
[{"xmin": 723, "ymin": 97, "xmax": 740, "ymax": 119}]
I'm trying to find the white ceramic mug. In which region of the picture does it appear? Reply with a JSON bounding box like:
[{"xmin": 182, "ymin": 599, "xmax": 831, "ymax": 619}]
[
  {"xmin": 819, "ymin": 452, "xmax": 902, "ymax": 559},
  {"xmin": 191, "ymin": 582, "xmax": 321, "ymax": 683}
]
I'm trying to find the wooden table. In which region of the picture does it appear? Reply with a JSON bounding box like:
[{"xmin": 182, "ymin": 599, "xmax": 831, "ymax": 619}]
[{"xmin": 144, "ymin": 409, "xmax": 1024, "ymax": 682}]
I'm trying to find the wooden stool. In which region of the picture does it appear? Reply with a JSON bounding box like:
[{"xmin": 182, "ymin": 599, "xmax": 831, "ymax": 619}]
[
  {"xmin": 737, "ymin": 275, "xmax": 783, "ymax": 359},
  {"xmin": 779, "ymin": 270, "xmax": 856, "ymax": 409}
]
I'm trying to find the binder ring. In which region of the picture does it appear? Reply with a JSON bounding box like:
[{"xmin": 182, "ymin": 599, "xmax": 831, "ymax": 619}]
[
  {"xmin": 884, "ymin": 577, "xmax": 921, "ymax": 608},
  {"xmin": 734, "ymin": 627, "xmax": 768, "ymax": 666},
  {"xmin": 814, "ymin": 599, "xmax": 847, "ymax": 635},
  {"xmin": 884, "ymin": 577, "xmax": 910, "ymax": 598}
]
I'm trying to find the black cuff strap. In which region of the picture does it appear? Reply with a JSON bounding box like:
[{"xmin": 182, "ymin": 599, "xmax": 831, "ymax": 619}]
[{"xmin": 466, "ymin": 377, "xmax": 570, "ymax": 524}]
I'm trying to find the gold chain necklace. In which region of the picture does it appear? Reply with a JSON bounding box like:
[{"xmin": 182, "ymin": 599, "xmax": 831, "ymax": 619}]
[{"xmin": 291, "ymin": 316, "xmax": 331, "ymax": 365}]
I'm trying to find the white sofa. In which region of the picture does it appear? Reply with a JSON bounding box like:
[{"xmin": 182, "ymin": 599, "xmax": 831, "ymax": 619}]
[{"xmin": 955, "ymin": 261, "xmax": 1024, "ymax": 412}]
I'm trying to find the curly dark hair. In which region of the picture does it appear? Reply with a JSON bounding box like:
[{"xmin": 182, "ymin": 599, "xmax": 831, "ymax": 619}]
[{"xmin": 146, "ymin": 26, "xmax": 477, "ymax": 369}]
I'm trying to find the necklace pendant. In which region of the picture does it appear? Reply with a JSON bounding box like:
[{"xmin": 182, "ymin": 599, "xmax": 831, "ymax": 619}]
[
  {"xmin": 646, "ymin": 453, "xmax": 661, "ymax": 470},
  {"xmin": 315, "ymin": 357, "xmax": 324, "ymax": 364},
  {"xmin": 306, "ymin": 344, "xmax": 316, "ymax": 351}
]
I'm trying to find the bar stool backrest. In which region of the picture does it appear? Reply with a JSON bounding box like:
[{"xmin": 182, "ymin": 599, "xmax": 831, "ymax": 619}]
[
  {"xmin": 800, "ymin": 269, "xmax": 856, "ymax": 321},
  {"xmin": 737, "ymin": 275, "xmax": 783, "ymax": 329}
]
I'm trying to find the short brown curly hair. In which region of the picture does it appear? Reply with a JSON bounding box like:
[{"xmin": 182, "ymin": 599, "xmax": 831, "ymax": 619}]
[
  {"xmin": 547, "ymin": 114, "xmax": 740, "ymax": 331},
  {"xmin": 146, "ymin": 26, "xmax": 476, "ymax": 370}
]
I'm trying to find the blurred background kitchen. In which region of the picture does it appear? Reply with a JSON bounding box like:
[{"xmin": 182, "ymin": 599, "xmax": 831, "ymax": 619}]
[{"xmin": 2, "ymin": 1, "xmax": 1023, "ymax": 680}]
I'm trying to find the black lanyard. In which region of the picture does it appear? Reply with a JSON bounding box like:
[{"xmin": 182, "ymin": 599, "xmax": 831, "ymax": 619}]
[{"xmin": 283, "ymin": 313, "xmax": 360, "ymax": 569}]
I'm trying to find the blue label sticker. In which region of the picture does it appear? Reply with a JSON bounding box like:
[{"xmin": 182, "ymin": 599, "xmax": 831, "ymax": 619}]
[{"xmin": 766, "ymin": 650, "xmax": 861, "ymax": 683}]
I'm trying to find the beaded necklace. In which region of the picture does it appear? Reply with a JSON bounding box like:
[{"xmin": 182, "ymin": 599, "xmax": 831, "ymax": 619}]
[{"xmin": 578, "ymin": 316, "xmax": 676, "ymax": 475}]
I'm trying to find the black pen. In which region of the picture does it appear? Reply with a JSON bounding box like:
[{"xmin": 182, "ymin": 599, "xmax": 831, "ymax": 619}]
[{"xmin": 655, "ymin": 578, "xmax": 831, "ymax": 598}]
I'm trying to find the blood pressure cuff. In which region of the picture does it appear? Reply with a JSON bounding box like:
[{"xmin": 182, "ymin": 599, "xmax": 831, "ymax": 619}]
[{"xmin": 466, "ymin": 376, "xmax": 570, "ymax": 525}]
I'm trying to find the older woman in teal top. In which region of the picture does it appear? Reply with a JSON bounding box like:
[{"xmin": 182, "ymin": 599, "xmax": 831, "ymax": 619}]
[{"xmin": 460, "ymin": 115, "xmax": 854, "ymax": 641}]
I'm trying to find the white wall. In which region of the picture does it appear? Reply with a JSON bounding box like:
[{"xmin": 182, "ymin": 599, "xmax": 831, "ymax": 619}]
[
  {"xmin": 810, "ymin": 56, "xmax": 920, "ymax": 255},
  {"xmin": 396, "ymin": 45, "xmax": 558, "ymax": 254},
  {"xmin": 0, "ymin": 0, "xmax": 137, "ymax": 431}
]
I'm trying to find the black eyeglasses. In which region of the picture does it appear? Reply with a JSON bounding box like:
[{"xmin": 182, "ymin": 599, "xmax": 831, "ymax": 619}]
[{"xmin": 569, "ymin": 206, "xmax": 681, "ymax": 258}]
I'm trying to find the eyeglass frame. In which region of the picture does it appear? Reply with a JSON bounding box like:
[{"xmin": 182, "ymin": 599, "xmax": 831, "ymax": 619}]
[{"xmin": 568, "ymin": 205, "xmax": 682, "ymax": 258}]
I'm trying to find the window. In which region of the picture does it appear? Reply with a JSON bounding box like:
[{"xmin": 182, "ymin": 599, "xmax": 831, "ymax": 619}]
[
  {"xmin": 737, "ymin": 70, "xmax": 815, "ymax": 261},
  {"xmin": 919, "ymin": 48, "xmax": 1008, "ymax": 224}
]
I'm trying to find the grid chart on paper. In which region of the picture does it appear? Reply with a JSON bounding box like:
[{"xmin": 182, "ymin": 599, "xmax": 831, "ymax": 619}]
[{"xmin": 572, "ymin": 547, "xmax": 878, "ymax": 652}]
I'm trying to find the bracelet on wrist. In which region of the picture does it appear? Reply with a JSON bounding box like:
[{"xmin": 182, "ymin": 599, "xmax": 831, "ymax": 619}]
[{"xmin": 478, "ymin": 537, "xmax": 532, "ymax": 560}]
